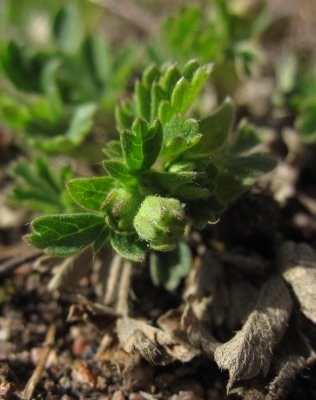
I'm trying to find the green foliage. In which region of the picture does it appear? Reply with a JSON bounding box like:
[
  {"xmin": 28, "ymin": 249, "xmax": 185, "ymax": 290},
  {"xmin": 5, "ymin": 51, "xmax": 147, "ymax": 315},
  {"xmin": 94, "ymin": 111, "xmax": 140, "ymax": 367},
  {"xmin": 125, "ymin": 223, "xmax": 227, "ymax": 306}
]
[
  {"xmin": 149, "ymin": 242, "xmax": 192, "ymax": 291},
  {"xmin": 0, "ymin": 1, "xmax": 138, "ymax": 154},
  {"xmin": 149, "ymin": 0, "xmax": 268, "ymax": 96},
  {"xmin": 26, "ymin": 214, "xmax": 106, "ymax": 256},
  {"xmin": 274, "ymin": 52, "xmax": 316, "ymax": 143},
  {"xmin": 10, "ymin": 157, "xmax": 74, "ymax": 213},
  {"xmin": 27, "ymin": 60, "xmax": 275, "ymax": 286}
]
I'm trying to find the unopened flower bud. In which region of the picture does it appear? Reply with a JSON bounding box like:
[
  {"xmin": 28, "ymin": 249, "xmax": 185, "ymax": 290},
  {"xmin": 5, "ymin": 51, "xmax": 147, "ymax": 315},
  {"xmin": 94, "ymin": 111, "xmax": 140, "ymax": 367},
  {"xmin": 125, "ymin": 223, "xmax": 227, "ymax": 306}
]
[{"xmin": 134, "ymin": 195, "xmax": 186, "ymax": 251}]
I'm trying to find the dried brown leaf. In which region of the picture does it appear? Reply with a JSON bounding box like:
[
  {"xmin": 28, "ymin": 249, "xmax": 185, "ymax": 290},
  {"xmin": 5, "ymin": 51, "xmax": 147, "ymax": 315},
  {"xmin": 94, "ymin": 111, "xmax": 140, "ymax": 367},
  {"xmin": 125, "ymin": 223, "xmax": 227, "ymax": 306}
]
[
  {"xmin": 117, "ymin": 317, "xmax": 198, "ymax": 365},
  {"xmin": 180, "ymin": 304, "xmax": 219, "ymax": 358},
  {"xmin": 67, "ymin": 295, "xmax": 120, "ymax": 330},
  {"xmin": 267, "ymin": 315, "xmax": 316, "ymax": 400},
  {"xmin": 278, "ymin": 241, "xmax": 316, "ymax": 323},
  {"xmin": 214, "ymin": 276, "xmax": 293, "ymax": 388},
  {"xmin": 184, "ymin": 251, "xmax": 229, "ymax": 328}
]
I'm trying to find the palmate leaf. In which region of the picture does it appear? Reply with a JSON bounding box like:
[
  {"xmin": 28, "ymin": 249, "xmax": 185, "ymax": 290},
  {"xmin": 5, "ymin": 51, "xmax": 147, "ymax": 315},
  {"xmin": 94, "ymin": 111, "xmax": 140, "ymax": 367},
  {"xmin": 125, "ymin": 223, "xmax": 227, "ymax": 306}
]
[
  {"xmin": 34, "ymin": 102, "xmax": 97, "ymax": 153},
  {"xmin": 116, "ymin": 61, "xmax": 213, "ymax": 130},
  {"xmin": 26, "ymin": 214, "xmax": 106, "ymax": 256},
  {"xmin": 121, "ymin": 117, "xmax": 162, "ymax": 172},
  {"xmin": 10, "ymin": 157, "xmax": 73, "ymax": 214},
  {"xmin": 67, "ymin": 176, "xmax": 116, "ymax": 211}
]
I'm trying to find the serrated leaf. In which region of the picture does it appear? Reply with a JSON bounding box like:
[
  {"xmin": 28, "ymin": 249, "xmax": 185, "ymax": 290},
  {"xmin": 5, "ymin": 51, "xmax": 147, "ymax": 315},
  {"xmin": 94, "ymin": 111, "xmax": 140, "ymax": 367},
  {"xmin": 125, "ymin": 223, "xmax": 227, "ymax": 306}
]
[
  {"xmin": 171, "ymin": 77, "xmax": 191, "ymax": 113},
  {"xmin": 115, "ymin": 100, "xmax": 135, "ymax": 130},
  {"xmin": 159, "ymin": 65, "xmax": 182, "ymax": 97},
  {"xmin": 142, "ymin": 64, "xmax": 160, "ymax": 87},
  {"xmin": 187, "ymin": 98, "xmax": 235, "ymax": 156},
  {"xmin": 10, "ymin": 157, "xmax": 72, "ymax": 214},
  {"xmin": 183, "ymin": 59, "xmax": 201, "ymax": 81},
  {"xmin": 149, "ymin": 242, "xmax": 192, "ymax": 291},
  {"xmin": 230, "ymin": 120, "xmax": 261, "ymax": 154},
  {"xmin": 135, "ymin": 80, "xmax": 151, "ymax": 121},
  {"xmin": 35, "ymin": 103, "xmax": 96, "ymax": 153},
  {"xmin": 158, "ymin": 100, "xmax": 176, "ymax": 125},
  {"xmin": 110, "ymin": 232, "xmax": 147, "ymax": 262},
  {"xmin": 68, "ymin": 176, "xmax": 115, "ymax": 211},
  {"xmin": 150, "ymin": 171, "xmax": 209, "ymax": 200},
  {"xmin": 103, "ymin": 160, "xmax": 137, "ymax": 186},
  {"xmin": 26, "ymin": 214, "xmax": 105, "ymax": 256},
  {"xmin": 121, "ymin": 118, "xmax": 162, "ymax": 172}
]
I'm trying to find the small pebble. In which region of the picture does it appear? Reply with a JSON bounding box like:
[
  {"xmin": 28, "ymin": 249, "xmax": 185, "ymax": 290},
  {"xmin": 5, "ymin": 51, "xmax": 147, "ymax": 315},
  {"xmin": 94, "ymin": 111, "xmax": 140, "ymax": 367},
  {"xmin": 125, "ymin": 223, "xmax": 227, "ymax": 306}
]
[{"xmin": 112, "ymin": 390, "xmax": 126, "ymax": 400}]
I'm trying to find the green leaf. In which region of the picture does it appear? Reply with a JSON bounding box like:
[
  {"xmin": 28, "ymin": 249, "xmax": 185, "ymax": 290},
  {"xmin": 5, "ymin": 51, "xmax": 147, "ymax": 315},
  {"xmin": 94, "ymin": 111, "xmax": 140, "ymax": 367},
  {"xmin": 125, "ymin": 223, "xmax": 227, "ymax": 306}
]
[
  {"xmin": 26, "ymin": 214, "xmax": 105, "ymax": 256},
  {"xmin": 150, "ymin": 171, "xmax": 209, "ymax": 200},
  {"xmin": 68, "ymin": 177, "xmax": 116, "ymax": 211},
  {"xmin": 135, "ymin": 80, "xmax": 151, "ymax": 121},
  {"xmin": 53, "ymin": 4, "xmax": 84, "ymax": 53},
  {"xmin": 170, "ymin": 63, "xmax": 212, "ymax": 113},
  {"xmin": 92, "ymin": 225, "xmax": 110, "ymax": 255},
  {"xmin": 115, "ymin": 100, "xmax": 135, "ymax": 130},
  {"xmin": 230, "ymin": 120, "xmax": 261, "ymax": 154},
  {"xmin": 214, "ymin": 153, "xmax": 277, "ymax": 202},
  {"xmin": 121, "ymin": 118, "xmax": 162, "ymax": 172},
  {"xmin": 110, "ymin": 232, "xmax": 147, "ymax": 262},
  {"xmin": 10, "ymin": 157, "xmax": 73, "ymax": 214},
  {"xmin": 149, "ymin": 242, "xmax": 192, "ymax": 291},
  {"xmin": 159, "ymin": 65, "xmax": 182, "ymax": 97},
  {"xmin": 187, "ymin": 98, "xmax": 235, "ymax": 156},
  {"xmin": 296, "ymin": 101, "xmax": 316, "ymax": 143},
  {"xmin": 35, "ymin": 103, "xmax": 96, "ymax": 153},
  {"xmin": 103, "ymin": 160, "xmax": 138, "ymax": 186}
]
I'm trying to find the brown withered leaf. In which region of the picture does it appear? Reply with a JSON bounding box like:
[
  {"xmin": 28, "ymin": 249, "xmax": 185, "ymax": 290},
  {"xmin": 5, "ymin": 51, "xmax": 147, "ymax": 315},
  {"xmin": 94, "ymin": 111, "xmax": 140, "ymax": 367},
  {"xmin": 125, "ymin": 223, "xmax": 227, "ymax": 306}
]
[
  {"xmin": 48, "ymin": 248, "xmax": 93, "ymax": 291},
  {"xmin": 229, "ymin": 377, "xmax": 266, "ymax": 400},
  {"xmin": 117, "ymin": 317, "xmax": 199, "ymax": 365},
  {"xmin": 225, "ymin": 274, "xmax": 258, "ymax": 331},
  {"xmin": 184, "ymin": 251, "xmax": 229, "ymax": 328},
  {"xmin": 267, "ymin": 315, "xmax": 316, "ymax": 400},
  {"xmin": 68, "ymin": 295, "xmax": 120, "ymax": 330},
  {"xmin": 180, "ymin": 304, "xmax": 219, "ymax": 358},
  {"xmin": 214, "ymin": 276, "xmax": 293, "ymax": 389},
  {"xmin": 278, "ymin": 241, "xmax": 316, "ymax": 323}
]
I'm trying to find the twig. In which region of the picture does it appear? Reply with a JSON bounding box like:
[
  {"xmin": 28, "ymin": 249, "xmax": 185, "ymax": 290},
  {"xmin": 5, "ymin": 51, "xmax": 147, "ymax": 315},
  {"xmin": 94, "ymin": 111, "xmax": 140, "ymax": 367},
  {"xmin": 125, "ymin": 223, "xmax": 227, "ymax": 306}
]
[
  {"xmin": 95, "ymin": 333, "xmax": 113, "ymax": 360},
  {"xmin": 116, "ymin": 260, "xmax": 132, "ymax": 316},
  {"xmin": 88, "ymin": 0, "xmax": 158, "ymax": 35},
  {"xmin": 0, "ymin": 250, "xmax": 43, "ymax": 279},
  {"xmin": 22, "ymin": 324, "xmax": 56, "ymax": 400},
  {"xmin": 104, "ymin": 254, "xmax": 122, "ymax": 305}
]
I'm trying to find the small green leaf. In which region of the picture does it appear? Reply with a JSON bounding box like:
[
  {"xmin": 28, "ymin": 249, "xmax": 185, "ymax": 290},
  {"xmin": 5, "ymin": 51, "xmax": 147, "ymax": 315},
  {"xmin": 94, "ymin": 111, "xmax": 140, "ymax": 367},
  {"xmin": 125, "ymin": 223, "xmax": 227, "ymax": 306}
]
[
  {"xmin": 171, "ymin": 77, "xmax": 191, "ymax": 113},
  {"xmin": 115, "ymin": 101, "xmax": 134, "ymax": 130},
  {"xmin": 149, "ymin": 242, "xmax": 192, "ymax": 291},
  {"xmin": 26, "ymin": 214, "xmax": 105, "ymax": 256},
  {"xmin": 230, "ymin": 120, "xmax": 261, "ymax": 154},
  {"xmin": 187, "ymin": 98, "xmax": 235, "ymax": 156},
  {"xmin": 110, "ymin": 232, "xmax": 147, "ymax": 262},
  {"xmin": 68, "ymin": 177, "xmax": 116, "ymax": 211},
  {"xmin": 159, "ymin": 65, "xmax": 182, "ymax": 97},
  {"xmin": 135, "ymin": 81, "xmax": 151, "ymax": 121},
  {"xmin": 103, "ymin": 160, "xmax": 137, "ymax": 186},
  {"xmin": 35, "ymin": 103, "xmax": 96, "ymax": 153},
  {"xmin": 150, "ymin": 171, "xmax": 209, "ymax": 200},
  {"xmin": 121, "ymin": 118, "xmax": 162, "ymax": 172}
]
